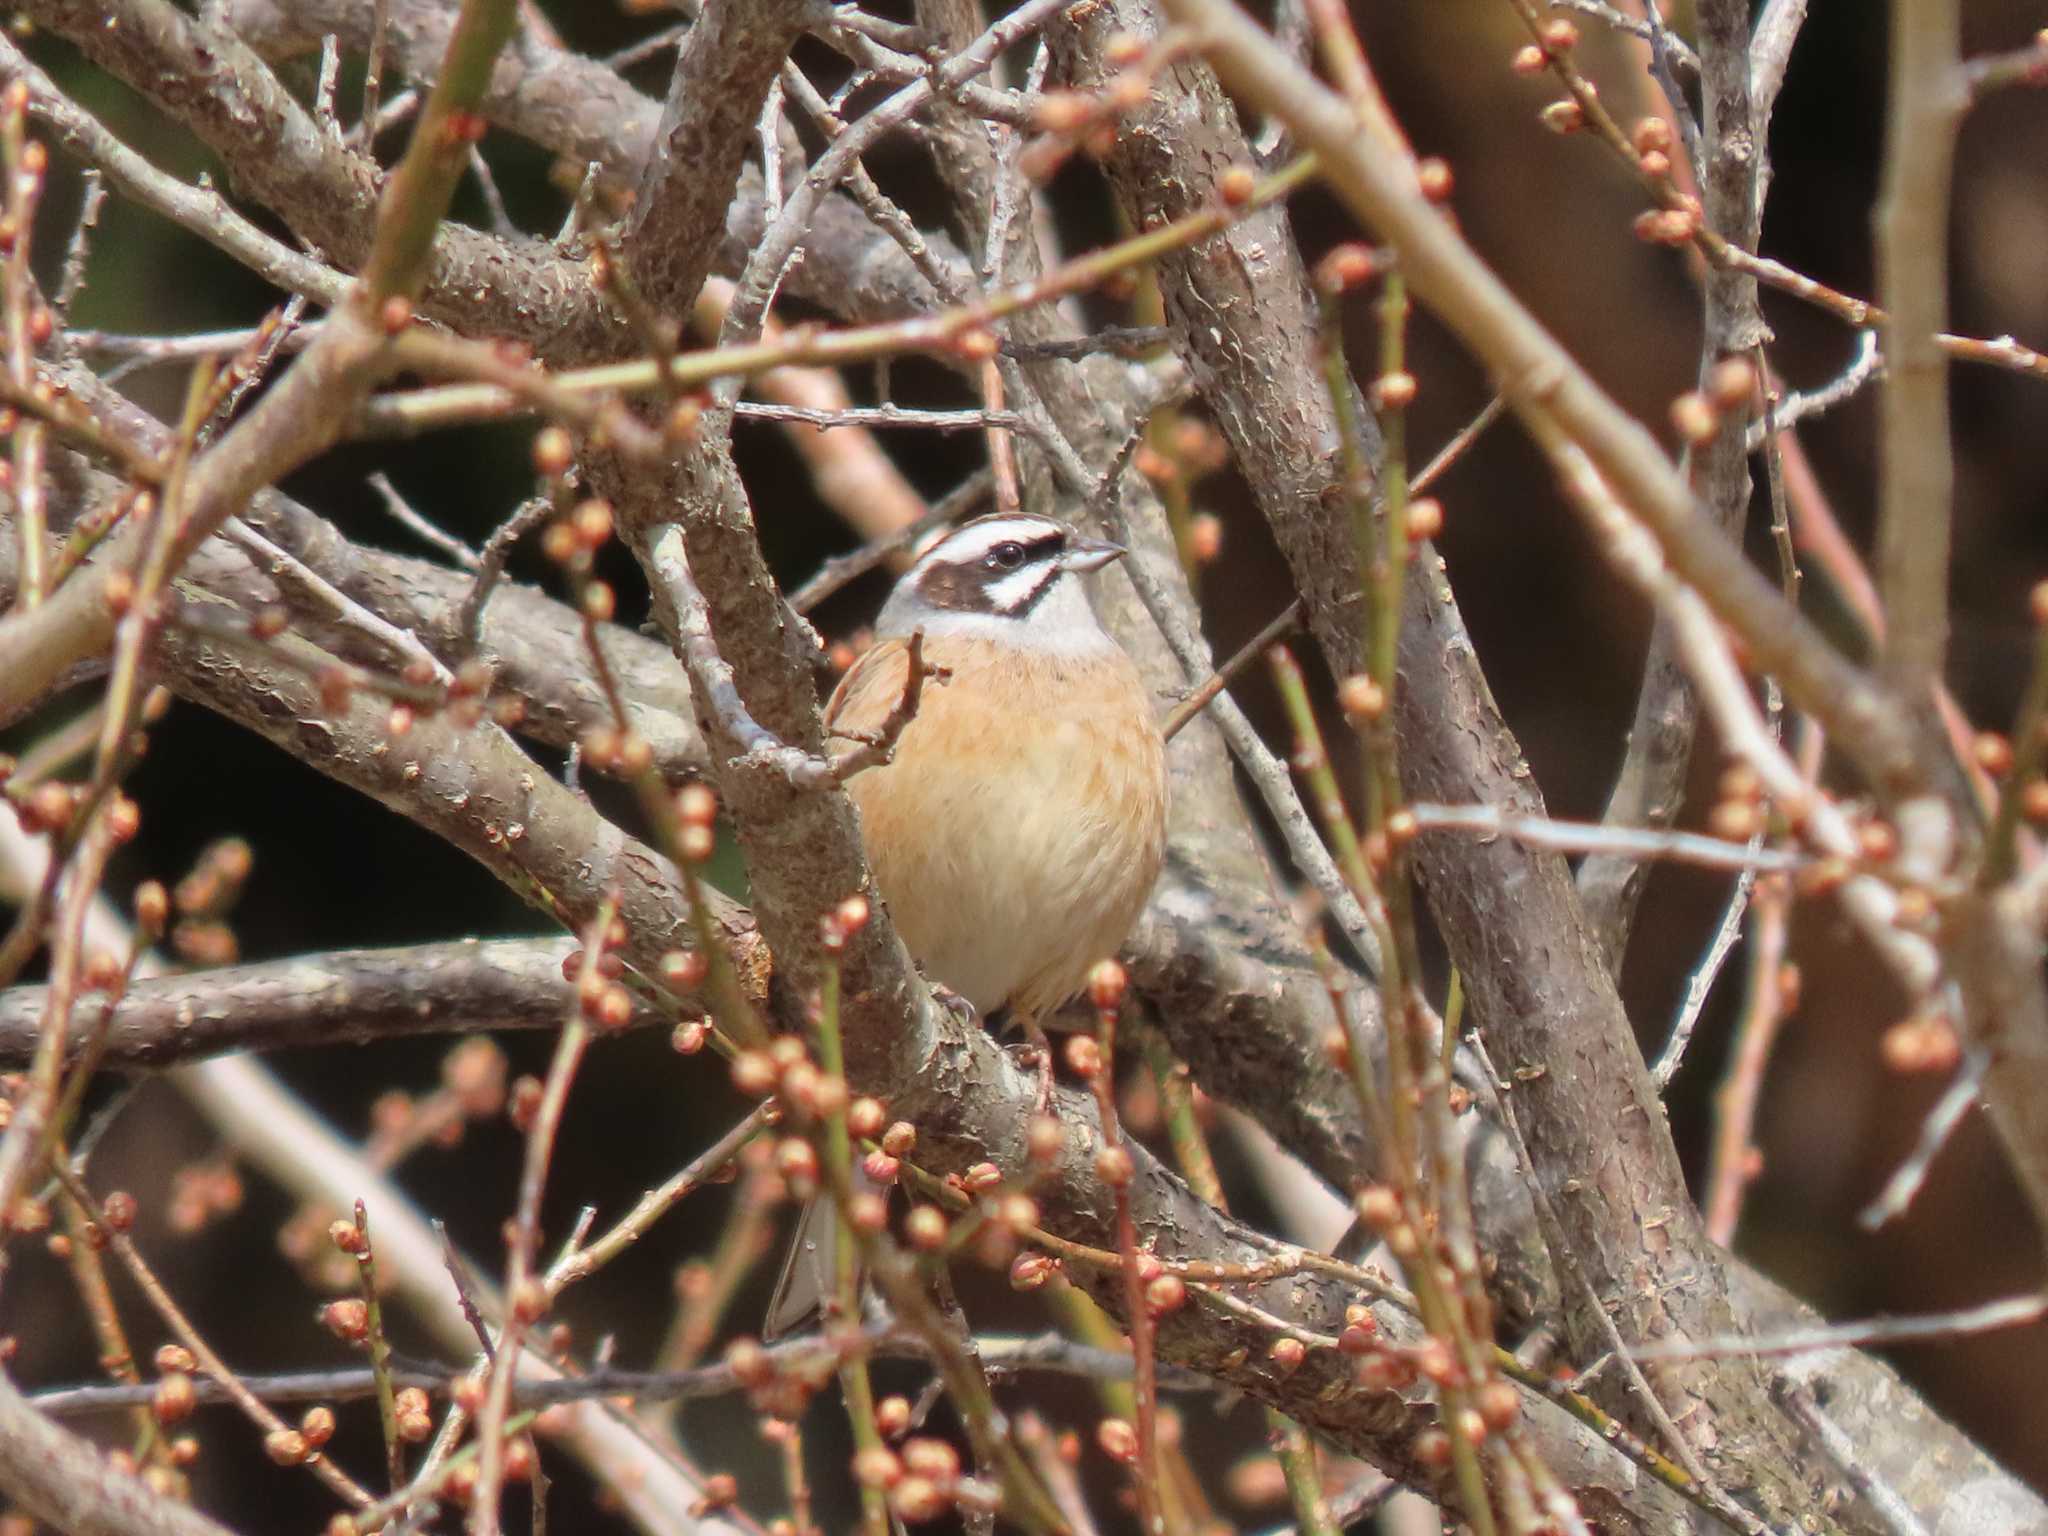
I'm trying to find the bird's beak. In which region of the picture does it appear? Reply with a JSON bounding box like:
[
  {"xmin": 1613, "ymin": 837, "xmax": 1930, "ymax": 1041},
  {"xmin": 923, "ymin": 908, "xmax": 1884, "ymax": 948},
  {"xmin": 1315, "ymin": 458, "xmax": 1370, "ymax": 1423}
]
[{"xmin": 1060, "ymin": 535, "xmax": 1127, "ymax": 574}]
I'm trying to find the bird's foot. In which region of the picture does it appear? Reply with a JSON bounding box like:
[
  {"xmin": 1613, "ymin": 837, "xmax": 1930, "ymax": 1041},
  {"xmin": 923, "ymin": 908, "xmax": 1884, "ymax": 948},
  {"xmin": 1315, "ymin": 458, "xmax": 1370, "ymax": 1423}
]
[
  {"xmin": 931, "ymin": 983, "xmax": 979, "ymax": 1028},
  {"xmin": 1019, "ymin": 1016, "xmax": 1057, "ymax": 1120}
]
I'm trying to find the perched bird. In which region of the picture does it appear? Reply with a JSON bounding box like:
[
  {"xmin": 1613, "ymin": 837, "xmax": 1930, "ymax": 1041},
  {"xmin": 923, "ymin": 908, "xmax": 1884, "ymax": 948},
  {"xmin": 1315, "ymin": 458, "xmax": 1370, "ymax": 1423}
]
[{"xmin": 765, "ymin": 512, "xmax": 1169, "ymax": 1337}]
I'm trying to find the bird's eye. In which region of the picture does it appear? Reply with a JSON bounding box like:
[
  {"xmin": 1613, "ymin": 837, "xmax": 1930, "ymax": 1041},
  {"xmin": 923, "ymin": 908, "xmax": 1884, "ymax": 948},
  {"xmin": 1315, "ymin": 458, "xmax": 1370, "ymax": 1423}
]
[{"xmin": 986, "ymin": 541, "xmax": 1027, "ymax": 571}]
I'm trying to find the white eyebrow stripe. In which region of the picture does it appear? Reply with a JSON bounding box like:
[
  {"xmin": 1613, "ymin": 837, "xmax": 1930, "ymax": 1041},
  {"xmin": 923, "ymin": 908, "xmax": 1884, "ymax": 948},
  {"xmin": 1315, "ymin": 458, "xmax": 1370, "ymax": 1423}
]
[{"xmin": 912, "ymin": 516, "xmax": 1064, "ymax": 571}]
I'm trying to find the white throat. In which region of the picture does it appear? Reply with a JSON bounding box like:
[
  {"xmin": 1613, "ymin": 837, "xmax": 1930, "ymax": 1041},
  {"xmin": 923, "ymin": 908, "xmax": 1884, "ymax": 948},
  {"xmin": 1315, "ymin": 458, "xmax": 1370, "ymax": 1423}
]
[{"xmin": 877, "ymin": 567, "xmax": 1118, "ymax": 658}]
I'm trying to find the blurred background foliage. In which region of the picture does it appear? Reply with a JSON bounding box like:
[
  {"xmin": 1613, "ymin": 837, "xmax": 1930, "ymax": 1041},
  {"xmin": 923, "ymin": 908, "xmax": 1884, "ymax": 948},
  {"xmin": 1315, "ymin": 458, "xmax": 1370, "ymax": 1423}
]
[{"xmin": 5, "ymin": 0, "xmax": 2048, "ymax": 1530}]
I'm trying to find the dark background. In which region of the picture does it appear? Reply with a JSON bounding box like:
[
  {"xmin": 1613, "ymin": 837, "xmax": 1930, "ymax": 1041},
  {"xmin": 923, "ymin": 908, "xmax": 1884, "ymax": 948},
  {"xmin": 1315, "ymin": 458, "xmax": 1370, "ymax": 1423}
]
[{"xmin": 6, "ymin": 1, "xmax": 2048, "ymax": 1530}]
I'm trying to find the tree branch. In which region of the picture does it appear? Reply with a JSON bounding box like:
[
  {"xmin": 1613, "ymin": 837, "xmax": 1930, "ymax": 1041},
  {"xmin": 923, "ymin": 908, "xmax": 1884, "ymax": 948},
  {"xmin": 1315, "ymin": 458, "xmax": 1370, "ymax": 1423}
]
[
  {"xmin": 26, "ymin": 0, "xmax": 616, "ymax": 357},
  {"xmin": 0, "ymin": 939, "xmax": 636, "ymax": 1069},
  {"xmin": 0, "ymin": 1370, "xmax": 242, "ymax": 1536},
  {"xmin": 226, "ymin": 0, "xmax": 972, "ymax": 327},
  {"xmin": 1578, "ymin": 0, "xmax": 1766, "ymax": 968},
  {"xmin": 1873, "ymin": 0, "xmax": 1960, "ymax": 701}
]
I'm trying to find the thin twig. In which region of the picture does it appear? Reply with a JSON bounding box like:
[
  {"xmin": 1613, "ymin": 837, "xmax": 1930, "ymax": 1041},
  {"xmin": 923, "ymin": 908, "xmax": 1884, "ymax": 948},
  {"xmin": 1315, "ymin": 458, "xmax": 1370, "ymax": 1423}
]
[
  {"xmin": 653, "ymin": 527, "xmax": 835, "ymax": 788},
  {"xmin": 1619, "ymin": 1290, "xmax": 2048, "ymax": 1363},
  {"xmin": 457, "ymin": 495, "xmax": 553, "ymax": 651},
  {"xmin": 1961, "ymin": 35, "xmax": 2048, "ymax": 107},
  {"xmin": 732, "ymin": 400, "xmax": 1035, "ymax": 434},
  {"xmin": 1653, "ymin": 861, "xmax": 1756, "ymax": 1091},
  {"xmin": 824, "ymin": 630, "xmax": 944, "ymax": 780},
  {"xmin": 51, "ymin": 169, "xmax": 105, "ymax": 332},
  {"xmin": 4, "ymin": 84, "xmax": 49, "ymax": 614},
  {"xmin": 543, "ymin": 1106, "xmax": 770, "ymax": 1298},
  {"xmin": 1777, "ymin": 1383, "xmax": 1933, "ymax": 1536},
  {"xmin": 368, "ymin": 473, "xmax": 482, "ymax": 569},
  {"xmin": 1751, "ymin": 0, "xmax": 1812, "ymax": 127},
  {"xmin": 787, "ymin": 469, "xmax": 991, "ymax": 613},
  {"xmin": 1409, "ymin": 803, "xmax": 1806, "ymax": 874},
  {"xmin": 468, "ymin": 145, "xmax": 517, "ymax": 239},
  {"xmin": 1744, "ymin": 331, "xmax": 1882, "ymax": 450},
  {"xmin": 1549, "ymin": 0, "xmax": 1700, "ymax": 76},
  {"xmin": 361, "ymin": 0, "xmax": 393, "ymax": 142},
  {"xmin": 1858, "ymin": 1039, "xmax": 1988, "ymax": 1230},
  {"xmin": 1097, "ymin": 461, "xmax": 1384, "ymax": 975},
  {"xmin": 1161, "ymin": 599, "xmax": 1302, "ymax": 742},
  {"xmin": 1412, "ymin": 393, "xmax": 1508, "ymax": 495},
  {"xmin": 1702, "ymin": 877, "xmax": 1793, "ymax": 1245},
  {"xmin": 470, "ymin": 897, "xmax": 612, "ymax": 1536},
  {"xmin": 28, "ymin": 1330, "xmax": 1215, "ymax": 1416},
  {"xmin": 49, "ymin": 1160, "xmax": 376, "ymax": 1508},
  {"xmin": 723, "ymin": 0, "xmax": 1077, "ymax": 348},
  {"xmin": 605, "ymin": 22, "xmax": 689, "ymax": 71},
  {"xmin": 219, "ymin": 516, "xmax": 448, "ymax": 680},
  {"xmin": 352, "ymin": 1201, "xmax": 410, "ymax": 1492},
  {"xmin": 314, "ymin": 33, "xmax": 343, "ymax": 136}
]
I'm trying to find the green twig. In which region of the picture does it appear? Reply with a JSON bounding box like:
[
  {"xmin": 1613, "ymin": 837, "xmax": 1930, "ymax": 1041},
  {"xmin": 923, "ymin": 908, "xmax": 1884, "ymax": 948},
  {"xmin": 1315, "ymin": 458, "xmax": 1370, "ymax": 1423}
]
[
  {"xmin": 358, "ymin": 0, "xmax": 517, "ymax": 303},
  {"xmin": 351, "ymin": 1201, "xmax": 408, "ymax": 1492}
]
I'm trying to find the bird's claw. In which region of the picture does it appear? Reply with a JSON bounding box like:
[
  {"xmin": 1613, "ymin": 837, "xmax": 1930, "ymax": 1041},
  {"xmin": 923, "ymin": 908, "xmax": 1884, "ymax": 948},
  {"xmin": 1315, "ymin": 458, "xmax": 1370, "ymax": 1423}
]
[
  {"xmin": 1017, "ymin": 1018, "xmax": 1058, "ymax": 1120},
  {"xmin": 931, "ymin": 983, "xmax": 978, "ymax": 1028}
]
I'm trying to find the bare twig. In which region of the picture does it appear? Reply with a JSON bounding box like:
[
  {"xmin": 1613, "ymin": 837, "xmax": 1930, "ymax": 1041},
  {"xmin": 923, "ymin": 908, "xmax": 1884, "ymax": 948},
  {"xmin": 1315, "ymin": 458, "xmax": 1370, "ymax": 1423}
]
[
  {"xmin": 1410, "ymin": 803, "xmax": 1805, "ymax": 875},
  {"xmin": 656, "ymin": 530, "xmax": 835, "ymax": 790},
  {"xmin": 457, "ymin": 494, "xmax": 554, "ymax": 651},
  {"xmin": 1653, "ymin": 860, "xmax": 1757, "ymax": 1090},
  {"xmin": 1626, "ymin": 1290, "xmax": 2048, "ymax": 1363},
  {"xmin": 361, "ymin": 0, "xmax": 392, "ymax": 140},
  {"xmin": 1778, "ymin": 1383, "xmax": 1933, "ymax": 1536},
  {"xmin": 787, "ymin": 470, "xmax": 992, "ymax": 613},
  {"xmin": 4, "ymin": 85, "xmax": 50, "ymax": 614},
  {"xmin": 1549, "ymin": 0, "xmax": 1700, "ymax": 76},
  {"xmin": 50, "ymin": 1159, "xmax": 377, "ymax": 1508},
  {"xmin": 1467, "ymin": 1038, "xmax": 1767, "ymax": 1536},
  {"xmin": 543, "ymin": 1107, "xmax": 770, "ymax": 1298},
  {"xmin": 1857, "ymin": 1039, "xmax": 1988, "ymax": 1230},
  {"xmin": 1961, "ymin": 34, "xmax": 2048, "ymax": 107},
  {"xmin": 1702, "ymin": 877, "xmax": 1793, "ymax": 1245},
  {"xmin": 470, "ymin": 898, "xmax": 609, "ymax": 1536},
  {"xmin": 824, "ymin": 630, "xmax": 944, "ymax": 780},
  {"xmin": 50, "ymin": 168, "xmax": 104, "ymax": 331},
  {"xmin": 368, "ymin": 472, "xmax": 482, "ymax": 569},
  {"xmin": 1160, "ymin": 599, "xmax": 1302, "ymax": 743},
  {"xmin": 1744, "ymin": 332, "xmax": 1882, "ymax": 449},
  {"xmin": 1751, "ymin": 0, "xmax": 1812, "ymax": 126}
]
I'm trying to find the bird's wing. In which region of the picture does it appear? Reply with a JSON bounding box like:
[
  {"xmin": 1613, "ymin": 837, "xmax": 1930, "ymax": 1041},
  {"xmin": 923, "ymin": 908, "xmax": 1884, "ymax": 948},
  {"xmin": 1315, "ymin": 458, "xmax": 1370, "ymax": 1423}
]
[{"xmin": 823, "ymin": 636, "xmax": 915, "ymax": 741}]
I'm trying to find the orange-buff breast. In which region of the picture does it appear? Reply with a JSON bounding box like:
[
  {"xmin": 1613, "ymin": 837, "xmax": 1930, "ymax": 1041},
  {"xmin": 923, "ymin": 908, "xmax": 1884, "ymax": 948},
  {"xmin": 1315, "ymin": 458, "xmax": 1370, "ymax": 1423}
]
[{"xmin": 826, "ymin": 635, "xmax": 1167, "ymax": 1020}]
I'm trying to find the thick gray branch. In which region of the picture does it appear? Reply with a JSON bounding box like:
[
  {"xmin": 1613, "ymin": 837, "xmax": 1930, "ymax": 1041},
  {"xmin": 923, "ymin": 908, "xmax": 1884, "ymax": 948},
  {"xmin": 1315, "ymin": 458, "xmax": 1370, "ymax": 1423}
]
[
  {"xmin": 0, "ymin": 940, "xmax": 637, "ymax": 1069},
  {"xmin": 224, "ymin": 0, "xmax": 969, "ymax": 325},
  {"xmin": 0, "ymin": 1371, "xmax": 241, "ymax": 1536},
  {"xmin": 27, "ymin": 0, "xmax": 619, "ymax": 356}
]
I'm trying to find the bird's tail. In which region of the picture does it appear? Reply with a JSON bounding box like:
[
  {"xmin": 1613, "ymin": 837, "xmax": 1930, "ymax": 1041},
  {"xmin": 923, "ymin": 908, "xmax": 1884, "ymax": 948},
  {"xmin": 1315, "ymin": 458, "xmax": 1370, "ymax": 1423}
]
[{"xmin": 763, "ymin": 1192, "xmax": 841, "ymax": 1341}]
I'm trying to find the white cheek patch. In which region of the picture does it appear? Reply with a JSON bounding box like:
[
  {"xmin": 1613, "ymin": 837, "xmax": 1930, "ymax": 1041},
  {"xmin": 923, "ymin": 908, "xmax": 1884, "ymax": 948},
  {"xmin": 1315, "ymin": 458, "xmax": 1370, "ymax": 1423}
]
[{"xmin": 984, "ymin": 564, "xmax": 1056, "ymax": 613}]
